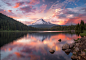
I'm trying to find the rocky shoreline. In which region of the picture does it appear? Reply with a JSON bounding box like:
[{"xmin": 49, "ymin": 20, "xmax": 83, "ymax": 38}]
[{"xmin": 62, "ymin": 37, "xmax": 86, "ymax": 60}]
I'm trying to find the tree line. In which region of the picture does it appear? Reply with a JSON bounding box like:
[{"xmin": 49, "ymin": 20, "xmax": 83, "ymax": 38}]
[
  {"xmin": 75, "ymin": 20, "xmax": 86, "ymax": 33},
  {"xmin": 28, "ymin": 20, "xmax": 86, "ymax": 31}
]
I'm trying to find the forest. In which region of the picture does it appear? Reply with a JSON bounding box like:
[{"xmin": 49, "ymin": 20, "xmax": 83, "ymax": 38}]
[{"xmin": 0, "ymin": 13, "xmax": 29, "ymax": 31}]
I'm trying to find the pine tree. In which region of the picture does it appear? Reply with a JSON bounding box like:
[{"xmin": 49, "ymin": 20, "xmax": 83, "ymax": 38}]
[{"xmin": 80, "ymin": 20, "xmax": 84, "ymax": 33}]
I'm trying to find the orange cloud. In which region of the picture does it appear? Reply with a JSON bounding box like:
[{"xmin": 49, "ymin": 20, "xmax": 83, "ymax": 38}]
[
  {"xmin": 13, "ymin": 2, "xmax": 24, "ymax": 8},
  {"xmin": 14, "ymin": 52, "xmax": 21, "ymax": 57},
  {"xmin": 8, "ymin": 10, "xmax": 12, "ymax": 12},
  {"xmin": 14, "ymin": 3, "xmax": 20, "ymax": 8},
  {"xmin": 27, "ymin": 0, "xmax": 40, "ymax": 5}
]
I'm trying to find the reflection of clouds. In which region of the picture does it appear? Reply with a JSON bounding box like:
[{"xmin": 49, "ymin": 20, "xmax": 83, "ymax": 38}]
[{"xmin": 1, "ymin": 32, "xmax": 81, "ymax": 60}]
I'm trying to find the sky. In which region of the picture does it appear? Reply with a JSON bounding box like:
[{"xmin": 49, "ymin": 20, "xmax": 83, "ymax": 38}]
[{"xmin": 0, "ymin": 0, "xmax": 86, "ymax": 25}]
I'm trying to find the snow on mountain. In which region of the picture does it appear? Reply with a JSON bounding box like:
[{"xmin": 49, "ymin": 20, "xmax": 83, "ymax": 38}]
[{"xmin": 32, "ymin": 19, "xmax": 51, "ymax": 25}]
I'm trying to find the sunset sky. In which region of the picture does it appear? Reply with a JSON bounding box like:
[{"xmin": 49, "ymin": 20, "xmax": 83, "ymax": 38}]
[{"xmin": 0, "ymin": 0, "xmax": 86, "ymax": 25}]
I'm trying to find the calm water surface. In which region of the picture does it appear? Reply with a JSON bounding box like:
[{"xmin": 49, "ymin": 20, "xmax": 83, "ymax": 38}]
[{"xmin": 0, "ymin": 31, "xmax": 81, "ymax": 60}]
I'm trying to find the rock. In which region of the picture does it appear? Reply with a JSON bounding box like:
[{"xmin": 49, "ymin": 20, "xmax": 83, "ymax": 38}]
[
  {"xmin": 69, "ymin": 43, "xmax": 74, "ymax": 49},
  {"xmin": 58, "ymin": 39, "xmax": 61, "ymax": 42},
  {"xmin": 84, "ymin": 49, "xmax": 86, "ymax": 51},
  {"xmin": 77, "ymin": 56, "xmax": 81, "ymax": 60},
  {"xmin": 75, "ymin": 47, "xmax": 79, "ymax": 52},
  {"xmin": 75, "ymin": 41, "xmax": 78, "ymax": 43},
  {"xmin": 73, "ymin": 52, "xmax": 77, "ymax": 55},
  {"xmin": 77, "ymin": 40, "xmax": 81, "ymax": 43},
  {"xmin": 71, "ymin": 55, "xmax": 77, "ymax": 59},
  {"xmin": 65, "ymin": 52, "xmax": 70, "ymax": 55},
  {"xmin": 49, "ymin": 49, "xmax": 55, "ymax": 54},
  {"xmin": 81, "ymin": 51, "xmax": 86, "ymax": 56},
  {"xmin": 75, "ymin": 43, "xmax": 80, "ymax": 47},
  {"xmin": 62, "ymin": 43, "xmax": 69, "ymax": 50},
  {"xmin": 65, "ymin": 49, "xmax": 71, "ymax": 53}
]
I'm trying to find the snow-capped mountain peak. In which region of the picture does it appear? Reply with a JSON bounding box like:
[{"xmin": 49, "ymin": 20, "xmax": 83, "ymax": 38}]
[{"xmin": 32, "ymin": 19, "xmax": 51, "ymax": 25}]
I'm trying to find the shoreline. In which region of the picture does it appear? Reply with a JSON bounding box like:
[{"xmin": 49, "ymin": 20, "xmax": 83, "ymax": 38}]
[
  {"xmin": 62, "ymin": 37, "xmax": 86, "ymax": 60},
  {"xmin": 0, "ymin": 30, "xmax": 69, "ymax": 32}
]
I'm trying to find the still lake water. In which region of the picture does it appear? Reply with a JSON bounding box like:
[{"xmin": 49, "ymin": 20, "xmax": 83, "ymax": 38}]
[{"xmin": 0, "ymin": 31, "xmax": 81, "ymax": 60}]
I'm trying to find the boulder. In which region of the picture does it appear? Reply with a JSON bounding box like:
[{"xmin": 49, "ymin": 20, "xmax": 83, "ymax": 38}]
[
  {"xmin": 71, "ymin": 55, "xmax": 78, "ymax": 59},
  {"xmin": 77, "ymin": 40, "xmax": 81, "ymax": 43},
  {"xmin": 77, "ymin": 56, "xmax": 81, "ymax": 60},
  {"xmin": 81, "ymin": 51, "xmax": 86, "ymax": 56},
  {"xmin": 65, "ymin": 49, "xmax": 71, "ymax": 53},
  {"xmin": 58, "ymin": 39, "xmax": 61, "ymax": 42},
  {"xmin": 75, "ymin": 47, "xmax": 79, "ymax": 52},
  {"xmin": 84, "ymin": 49, "xmax": 86, "ymax": 51},
  {"xmin": 49, "ymin": 49, "xmax": 55, "ymax": 54},
  {"xmin": 73, "ymin": 52, "xmax": 77, "ymax": 55},
  {"xmin": 69, "ymin": 43, "xmax": 74, "ymax": 49},
  {"xmin": 62, "ymin": 43, "xmax": 69, "ymax": 50},
  {"xmin": 75, "ymin": 43, "xmax": 80, "ymax": 47}
]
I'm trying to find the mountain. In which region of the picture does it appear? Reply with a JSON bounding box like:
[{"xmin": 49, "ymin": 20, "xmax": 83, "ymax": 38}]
[
  {"xmin": 0, "ymin": 13, "xmax": 29, "ymax": 30},
  {"xmin": 29, "ymin": 19, "xmax": 57, "ymax": 28},
  {"xmin": 32, "ymin": 19, "xmax": 51, "ymax": 25}
]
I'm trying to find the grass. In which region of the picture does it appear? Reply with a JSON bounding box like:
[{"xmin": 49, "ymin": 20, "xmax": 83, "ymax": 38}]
[
  {"xmin": 80, "ymin": 30, "xmax": 86, "ymax": 36},
  {"xmin": 80, "ymin": 33, "xmax": 86, "ymax": 36}
]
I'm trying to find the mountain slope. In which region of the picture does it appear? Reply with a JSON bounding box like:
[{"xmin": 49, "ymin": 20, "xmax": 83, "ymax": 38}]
[
  {"xmin": 29, "ymin": 19, "xmax": 57, "ymax": 28},
  {"xmin": 32, "ymin": 19, "xmax": 51, "ymax": 25},
  {"xmin": 0, "ymin": 13, "xmax": 29, "ymax": 30}
]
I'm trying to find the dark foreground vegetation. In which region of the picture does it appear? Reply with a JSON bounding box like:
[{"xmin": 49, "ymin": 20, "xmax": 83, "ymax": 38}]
[{"xmin": 0, "ymin": 13, "xmax": 29, "ymax": 31}]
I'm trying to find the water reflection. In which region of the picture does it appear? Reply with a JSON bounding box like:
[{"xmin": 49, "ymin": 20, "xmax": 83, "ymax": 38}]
[{"xmin": 1, "ymin": 32, "xmax": 81, "ymax": 60}]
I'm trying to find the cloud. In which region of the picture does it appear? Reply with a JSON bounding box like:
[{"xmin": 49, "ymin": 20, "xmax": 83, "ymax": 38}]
[
  {"xmin": 20, "ymin": 6, "xmax": 36, "ymax": 13},
  {"xmin": 49, "ymin": 6, "xmax": 86, "ymax": 25},
  {"xmin": 42, "ymin": 0, "xmax": 45, "ymax": 2},
  {"xmin": 21, "ymin": 21, "xmax": 32, "ymax": 25},
  {"xmin": 0, "ymin": 9, "xmax": 21, "ymax": 20},
  {"xmin": 6, "ymin": 2, "xmax": 12, "ymax": 6},
  {"xmin": 39, "ymin": 4, "xmax": 47, "ymax": 13},
  {"xmin": 26, "ymin": 0, "xmax": 40, "ymax": 5},
  {"xmin": 13, "ymin": 2, "xmax": 24, "ymax": 8},
  {"xmin": 8, "ymin": 10, "xmax": 12, "ymax": 12}
]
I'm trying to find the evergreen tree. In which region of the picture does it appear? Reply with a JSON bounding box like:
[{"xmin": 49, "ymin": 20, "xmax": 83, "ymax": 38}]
[
  {"xmin": 80, "ymin": 20, "xmax": 85, "ymax": 33},
  {"xmin": 75, "ymin": 23, "xmax": 80, "ymax": 31}
]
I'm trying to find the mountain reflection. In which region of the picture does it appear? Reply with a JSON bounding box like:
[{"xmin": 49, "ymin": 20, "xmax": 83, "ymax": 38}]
[{"xmin": 1, "ymin": 32, "xmax": 81, "ymax": 60}]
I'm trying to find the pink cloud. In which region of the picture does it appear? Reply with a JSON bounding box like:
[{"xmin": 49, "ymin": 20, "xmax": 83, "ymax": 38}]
[
  {"xmin": 13, "ymin": 2, "xmax": 24, "ymax": 8},
  {"xmin": 8, "ymin": 10, "xmax": 12, "ymax": 12},
  {"xmin": 20, "ymin": 6, "xmax": 36, "ymax": 13},
  {"xmin": 42, "ymin": 0, "xmax": 45, "ymax": 2},
  {"xmin": 40, "ymin": 4, "xmax": 47, "ymax": 13},
  {"xmin": 21, "ymin": 21, "xmax": 32, "ymax": 25},
  {"xmin": 26, "ymin": 0, "xmax": 40, "ymax": 5}
]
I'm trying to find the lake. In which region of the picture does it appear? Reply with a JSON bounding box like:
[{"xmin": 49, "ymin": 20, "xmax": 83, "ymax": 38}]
[{"xmin": 0, "ymin": 31, "xmax": 81, "ymax": 60}]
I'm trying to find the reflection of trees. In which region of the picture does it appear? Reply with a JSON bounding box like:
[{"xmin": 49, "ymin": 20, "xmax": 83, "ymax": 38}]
[
  {"xmin": 28, "ymin": 32, "xmax": 59, "ymax": 41},
  {"xmin": 28, "ymin": 32, "xmax": 73, "ymax": 41},
  {"xmin": 75, "ymin": 31, "xmax": 80, "ymax": 36},
  {"xmin": 0, "ymin": 32, "xmax": 27, "ymax": 47}
]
